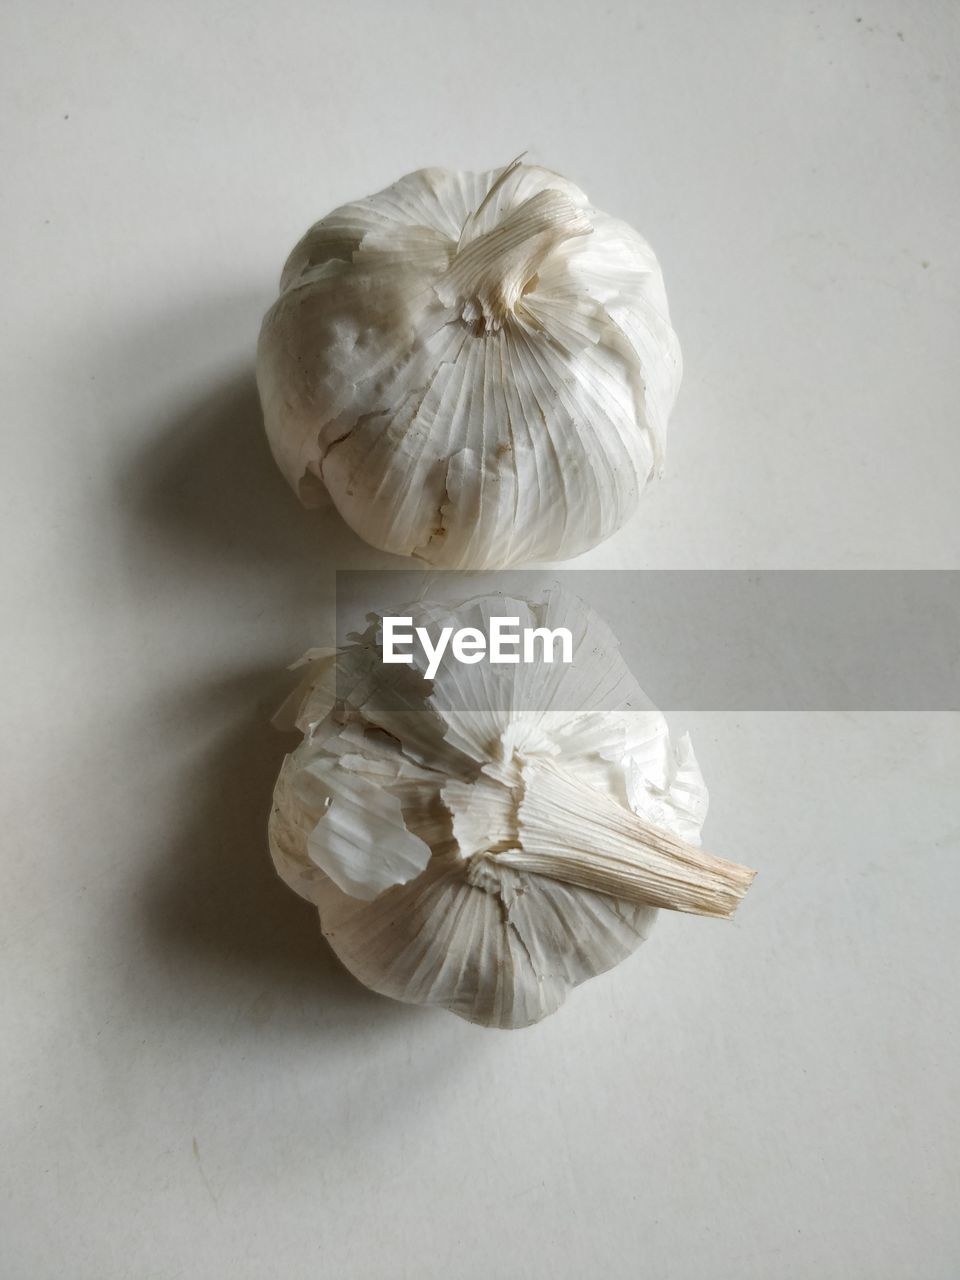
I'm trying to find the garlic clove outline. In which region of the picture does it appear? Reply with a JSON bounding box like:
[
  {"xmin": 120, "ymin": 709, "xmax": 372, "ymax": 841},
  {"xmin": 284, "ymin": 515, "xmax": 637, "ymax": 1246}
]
[
  {"xmin": 268, "ymin": 589, "xmax": 755, "ymax": 1028},
  {"xmin": 257, "ymin": 161, "xmax": 682, "ymax": 569}
]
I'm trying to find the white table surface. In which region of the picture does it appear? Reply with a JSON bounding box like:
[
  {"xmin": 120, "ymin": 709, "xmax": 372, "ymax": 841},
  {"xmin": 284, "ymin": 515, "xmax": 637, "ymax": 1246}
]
[{"xmin": 2, "ymin": 2, "xmax": 958, "ymax": 1276}]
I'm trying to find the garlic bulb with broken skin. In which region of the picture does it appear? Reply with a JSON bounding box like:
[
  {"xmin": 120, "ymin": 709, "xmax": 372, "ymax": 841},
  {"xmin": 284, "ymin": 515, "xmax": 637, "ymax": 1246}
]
[
  {"xmin": 269, "ymin": 590, "xmax": 755, "ymax": 1028},
  {"xmin": 257, "ymin": 159, "xmax": 682, "ymax": 568}
]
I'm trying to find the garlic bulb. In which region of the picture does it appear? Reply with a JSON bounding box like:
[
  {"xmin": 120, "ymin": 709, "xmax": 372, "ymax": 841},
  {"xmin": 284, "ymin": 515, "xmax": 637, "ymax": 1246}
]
[
  {"xmin": 257, "ymin": 159, "xmax": 682, "ymax": 569},
  {"xmin": 269, "ymin": 590, "xmax": 755, "ymax": 1028}
]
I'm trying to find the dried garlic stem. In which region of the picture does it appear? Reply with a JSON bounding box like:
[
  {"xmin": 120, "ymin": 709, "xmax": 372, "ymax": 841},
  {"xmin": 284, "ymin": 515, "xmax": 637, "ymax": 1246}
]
[
  {"xmin": 439, "ymin": 189, "xmax": 592, "ymax": 330},
  {"xmin": 491, "ymin": 759, "xmax": 756, "ymax": 919}
]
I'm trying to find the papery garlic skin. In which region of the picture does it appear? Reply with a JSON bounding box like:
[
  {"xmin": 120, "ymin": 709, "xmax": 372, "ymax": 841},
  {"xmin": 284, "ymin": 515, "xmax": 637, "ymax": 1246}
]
[
  {"xmin": 257, "ymin": 161, "xmax": 682, "ymax": 569},
  {"xmin": 269, "ymin": 591, "xmax": 722, "ymax": 1029}
]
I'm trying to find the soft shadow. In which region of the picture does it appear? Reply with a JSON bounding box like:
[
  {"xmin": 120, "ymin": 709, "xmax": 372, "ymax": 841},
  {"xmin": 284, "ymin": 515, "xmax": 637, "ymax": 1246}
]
[
  {"xmin": 139, "ymin": 664, "xmax": 413, "ymax": 1028},
  {"xmin": 113, "ymin": 294, "xmax": 412, "ymax": 1027},
  {"xmin": 120, "ymin": 367, "xmax": 404, "ymax": 587}
]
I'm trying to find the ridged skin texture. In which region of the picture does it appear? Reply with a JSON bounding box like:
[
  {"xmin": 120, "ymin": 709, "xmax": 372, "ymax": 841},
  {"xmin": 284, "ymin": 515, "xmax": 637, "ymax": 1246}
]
[
  {"xmin": 269, "ymin": 592, "xmax": 707, "ymax": 1028},
  {"xmin": 257, "ymin": 163, "xmax": 682, "ymax": 568}
]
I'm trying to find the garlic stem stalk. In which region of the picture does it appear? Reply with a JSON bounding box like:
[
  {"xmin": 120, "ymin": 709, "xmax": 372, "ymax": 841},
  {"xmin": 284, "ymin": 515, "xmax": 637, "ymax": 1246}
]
[
  {"xmin": 439, "ymin": 190, "xmax": 592, "ymax": 331},
  {"xmin": 490, "ymin": 759, "xmax": 756, "ymax": 919}
]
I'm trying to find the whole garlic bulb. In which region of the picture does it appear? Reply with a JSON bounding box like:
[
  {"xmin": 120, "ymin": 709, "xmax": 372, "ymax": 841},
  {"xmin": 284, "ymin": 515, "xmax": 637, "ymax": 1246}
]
[
  {"xmin": 269, "ymin": 591, "xmax": 754, "ymax": 1028},
  {"xmin": 257, "ymin": 159, "xmax": 682, "ymax": 569}
]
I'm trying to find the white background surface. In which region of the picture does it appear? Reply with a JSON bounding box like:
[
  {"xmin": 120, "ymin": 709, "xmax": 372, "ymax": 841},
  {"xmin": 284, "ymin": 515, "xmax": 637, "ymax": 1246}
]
[{"xmin": 2, "ymin": 2, "xmax": 958, "ymax": 1276}]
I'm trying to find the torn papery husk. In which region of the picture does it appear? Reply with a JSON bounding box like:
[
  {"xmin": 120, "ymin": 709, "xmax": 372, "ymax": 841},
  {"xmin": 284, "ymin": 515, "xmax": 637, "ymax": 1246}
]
[
  {"xmin": 256, "ymin": 159, "xmax": 682, "ymax": 568},
  {"xmin": 269, "ymin": 589, "xmax": 755, "ymax": 1028}
]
